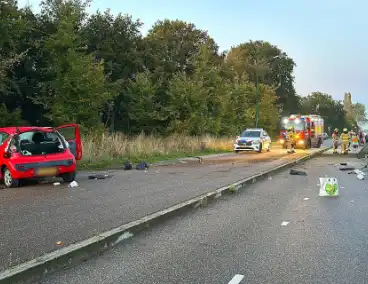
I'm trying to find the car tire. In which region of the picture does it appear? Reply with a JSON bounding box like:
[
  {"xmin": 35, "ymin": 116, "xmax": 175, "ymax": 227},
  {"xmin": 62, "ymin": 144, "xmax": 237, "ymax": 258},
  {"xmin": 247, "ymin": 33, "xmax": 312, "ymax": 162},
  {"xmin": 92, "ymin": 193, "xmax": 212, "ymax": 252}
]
[
  {"xmin": 3, "ymin": 167, "xmax": 20, "ymax": 188},
  {"xmin": 62, "ymin": 171, "xmax": 77, "ymax": 183},
  {"xmin": 257, "ymin": 143, "xmax": 263, "ymax": 153},
  {"xmin": 234, "ymin": 150, "xmax": 239, "ymax": 153}
]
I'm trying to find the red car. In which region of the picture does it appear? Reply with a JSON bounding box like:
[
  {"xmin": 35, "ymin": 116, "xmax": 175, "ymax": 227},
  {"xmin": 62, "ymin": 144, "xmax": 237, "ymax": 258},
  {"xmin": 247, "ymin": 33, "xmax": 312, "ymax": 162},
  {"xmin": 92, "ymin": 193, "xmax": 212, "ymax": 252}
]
[{"xmin": 0, "ymin": 124, "xmax": 82, "ymax": 188}]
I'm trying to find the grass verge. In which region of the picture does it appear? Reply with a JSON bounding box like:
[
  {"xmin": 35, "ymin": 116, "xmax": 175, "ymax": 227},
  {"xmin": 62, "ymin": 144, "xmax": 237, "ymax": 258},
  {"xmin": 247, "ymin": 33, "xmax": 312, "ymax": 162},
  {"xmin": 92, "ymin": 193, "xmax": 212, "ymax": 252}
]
[{"xmin": 78, "ymin": 132, "xmax": 234, "ymax": 170}]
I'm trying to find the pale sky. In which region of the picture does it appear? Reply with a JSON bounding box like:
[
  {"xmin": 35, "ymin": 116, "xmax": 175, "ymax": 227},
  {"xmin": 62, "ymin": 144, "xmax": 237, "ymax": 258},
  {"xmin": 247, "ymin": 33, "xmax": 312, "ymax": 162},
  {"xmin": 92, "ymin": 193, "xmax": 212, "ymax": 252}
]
[{"xmin": 18, "ymin": 0, "xmax": 368, "ymax": 111}]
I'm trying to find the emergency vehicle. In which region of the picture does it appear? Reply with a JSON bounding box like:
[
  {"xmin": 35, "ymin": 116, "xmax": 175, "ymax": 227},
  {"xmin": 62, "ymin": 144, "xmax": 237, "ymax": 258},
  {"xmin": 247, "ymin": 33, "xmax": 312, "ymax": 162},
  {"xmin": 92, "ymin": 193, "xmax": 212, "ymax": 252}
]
[{"xmin": 279, "ymin": 114, "xmax": 324, "ymax": 149}]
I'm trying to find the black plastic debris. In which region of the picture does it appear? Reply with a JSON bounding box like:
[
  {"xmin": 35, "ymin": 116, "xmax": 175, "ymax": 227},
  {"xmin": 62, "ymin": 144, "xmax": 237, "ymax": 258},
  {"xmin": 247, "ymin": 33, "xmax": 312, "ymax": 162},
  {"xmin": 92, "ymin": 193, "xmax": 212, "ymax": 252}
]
[
  {"xmin": 124, "ymin": 161, "xmax": 132, "ymax": 170},
  {"xmin": 88, "ymin": 174, "xmax": 108, "ymax": 179},
  {"xmin": 289, "ymin": 169, "xmax": 307, "ymax": 175},
  {"xmin": 340, "ymin": 163, "xmax": 347, "ymax": 166},
  {"xmin": 136, "ymin": 161, "xmax": 149, "ymax": 170},
  {"xmin": 339, "ymin": 167, "xmax": 355, "ymax": 171}
]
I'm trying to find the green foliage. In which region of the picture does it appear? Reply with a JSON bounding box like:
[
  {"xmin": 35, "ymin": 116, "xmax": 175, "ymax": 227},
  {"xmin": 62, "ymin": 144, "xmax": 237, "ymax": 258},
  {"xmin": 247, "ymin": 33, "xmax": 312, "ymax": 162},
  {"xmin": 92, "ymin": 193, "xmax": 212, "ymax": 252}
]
[{"xmin": 0, "ymin": 1, "xmax": 364, "ymax": 137}]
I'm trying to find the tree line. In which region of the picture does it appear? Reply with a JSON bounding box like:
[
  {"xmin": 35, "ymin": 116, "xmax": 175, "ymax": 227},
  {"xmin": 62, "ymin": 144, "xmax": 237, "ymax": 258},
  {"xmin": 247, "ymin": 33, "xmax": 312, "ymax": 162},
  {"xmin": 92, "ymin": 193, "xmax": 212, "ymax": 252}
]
[{"xmin": 0, "ymin": 0, "xmax": 366, "ymax": 136}]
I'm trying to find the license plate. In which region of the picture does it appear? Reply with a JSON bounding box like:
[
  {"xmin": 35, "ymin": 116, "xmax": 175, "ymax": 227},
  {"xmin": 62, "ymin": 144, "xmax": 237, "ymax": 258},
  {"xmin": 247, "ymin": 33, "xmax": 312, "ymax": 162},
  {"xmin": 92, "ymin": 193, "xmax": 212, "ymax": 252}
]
[{"xmin": 36, "ymin": 167, "xmax": 57, "ymax": 176}]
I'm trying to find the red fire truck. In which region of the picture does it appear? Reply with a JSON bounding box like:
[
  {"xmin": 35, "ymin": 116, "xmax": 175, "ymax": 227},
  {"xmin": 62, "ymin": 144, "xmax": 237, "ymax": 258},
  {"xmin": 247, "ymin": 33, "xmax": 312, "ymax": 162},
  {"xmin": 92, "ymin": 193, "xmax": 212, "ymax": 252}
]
[{"xmin": 279, "ymin": 114, "xmax": 324, "ymax": 149}]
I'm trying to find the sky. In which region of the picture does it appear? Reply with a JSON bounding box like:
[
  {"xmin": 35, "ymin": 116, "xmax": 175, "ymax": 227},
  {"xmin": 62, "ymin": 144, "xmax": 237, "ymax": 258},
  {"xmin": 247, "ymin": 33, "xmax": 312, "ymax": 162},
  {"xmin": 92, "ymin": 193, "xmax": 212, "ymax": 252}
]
[{"xmin": 18, "ymin": 0, "xmax": 368, "ymax": 112}]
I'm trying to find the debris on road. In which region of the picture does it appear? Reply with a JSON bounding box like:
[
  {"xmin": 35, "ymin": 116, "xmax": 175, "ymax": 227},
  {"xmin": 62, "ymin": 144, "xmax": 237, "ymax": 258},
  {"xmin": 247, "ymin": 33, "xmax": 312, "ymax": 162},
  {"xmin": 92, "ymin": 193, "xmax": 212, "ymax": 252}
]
[
  {"xmin": 55, "ymin": 241, "xmax": 63, "ymax": 246},
  {"xmin": 123, "ymin": 161, "xmax": 132, "ymax": 170},
  {"xmin": 319, "ymin": 177, "xmax": 339, "ymax": 196},
  {"xmin": 88, "ymin": 174, "xmax": 109, "ymax": 180},
  {"xmin": 281, "ymin": 221, "xmax": 289, "ymax": 226},
  {"xmin": 289, "ymin": 169, "xmax": 307, "ymax": 175},
  {"xmin": 340, "ymin": 163, "xmax": 347, "ymax": 166},
  {"xmin": 339, "ymin": 166, "xmax": 355, "ymax": 171},
  {"xmin": 68, "ymin": 181, "xmax": 78, "ymax": 188},
  {"xmin": 357, "ymin": 173, "xmax": 365, "ymax": 180},
  {"xmin": 53, "ymin": 182, "xmax": 60, "ymax": 186},
  {"xmin": 136, "ymin": 161, "xmax": 149, "ymax": 170},
  {"xmin": 303, "ymin": 197, "xmax": 310, "ymax": 201}
]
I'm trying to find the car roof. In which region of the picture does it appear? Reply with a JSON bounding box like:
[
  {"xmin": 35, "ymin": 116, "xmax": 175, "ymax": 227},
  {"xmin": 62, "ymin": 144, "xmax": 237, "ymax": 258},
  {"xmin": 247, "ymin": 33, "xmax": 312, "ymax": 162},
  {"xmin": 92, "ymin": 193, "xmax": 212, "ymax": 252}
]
[{"xmin": 0, "ymin": 127, "xmax": 54, "ymax": 134}]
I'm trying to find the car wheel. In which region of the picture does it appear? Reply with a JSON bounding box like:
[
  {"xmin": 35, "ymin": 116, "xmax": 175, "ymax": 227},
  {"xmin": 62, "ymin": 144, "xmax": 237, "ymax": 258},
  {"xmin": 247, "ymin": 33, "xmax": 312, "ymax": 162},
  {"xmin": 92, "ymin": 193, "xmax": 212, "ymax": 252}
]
[
  {"xmin": 62, "ymin": 171, "xmax": 77, "ymax": 183},
  {"xmin": 234, "ymin": 150, "xmax": 239, "ymax": 153},
  {"xmin": 257, "ymin": 143, "xmax": 263, "ymax": 153},
  {"xmin": 3, "ymin": 167, "xmax": 20, "ymax": 188}
]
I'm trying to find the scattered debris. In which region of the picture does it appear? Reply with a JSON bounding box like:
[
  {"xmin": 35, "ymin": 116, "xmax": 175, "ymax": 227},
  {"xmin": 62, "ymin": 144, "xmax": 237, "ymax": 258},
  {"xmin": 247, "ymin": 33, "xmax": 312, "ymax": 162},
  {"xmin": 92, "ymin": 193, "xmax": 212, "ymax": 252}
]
[
  {"xmin": 289, "ymin": 169, "xmax": 307, "ymax": 175},
  {"xmin": 53, "ymin": 182, "xmax": 60, "ymax": 186},
  {"xmin": 357, "ymin": 173, "xmax": 365, "ymax": 180},
  {"xmin": 281, "ymin": 221, "xmax": 289, "ymax": 226},
  {"xmin": 339, "ymin": 167, "xmax": 355, "ymax": 171},
  {"xmin": 56, "ymin": 241, "xmax": 63, "ymax": 246},
  {"xmin": 319, "ymin": 177, "xmax": 339, "ymax": 196},
  {"xmin": 68, "ymin": 181, "xmax": 78, "ymax": 188},
  {"xmin": 136, "ymin": 161, "xmax": 149, "ymax": 170},
  {"xmin": 123, "ymin": 161, "xmax": 132, "ymax": 170},
  {"xmin": 340, "ymin": 163, "xmax": 347, "ymax": 166},
  {"xmin": 88, "ymin": 174, "xmax": 109, "ymax": 180},
  {"xmin": 303, "ymin": 197, "xmax": 310, "ymax": 201},
  {"xmin": 268, "ymin": 176, "xmax": 272, "ymax": 180}
]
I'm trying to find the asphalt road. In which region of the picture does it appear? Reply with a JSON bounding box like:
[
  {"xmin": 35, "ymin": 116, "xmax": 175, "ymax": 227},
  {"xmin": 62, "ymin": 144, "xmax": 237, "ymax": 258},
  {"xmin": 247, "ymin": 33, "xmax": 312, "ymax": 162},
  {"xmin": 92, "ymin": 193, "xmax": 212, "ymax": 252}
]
[
  {"xmin": 0, "ymin": 141, "xmax": 331, "ymax": 271},
  {"xmin": 41, "ymin": 148, "xmax": 368, "ymax": 284}
]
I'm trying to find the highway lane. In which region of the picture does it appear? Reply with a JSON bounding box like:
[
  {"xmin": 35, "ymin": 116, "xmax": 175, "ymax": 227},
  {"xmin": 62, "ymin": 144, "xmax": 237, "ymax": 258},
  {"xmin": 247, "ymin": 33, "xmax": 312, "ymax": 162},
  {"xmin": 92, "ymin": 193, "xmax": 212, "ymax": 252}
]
[
  {"xmin": 41, "ymin": 148, "xmax": 368, "ymax": 284},
  {"xmin": 0, "ymin": 141, "xmax": 331, "ymax": 271}
]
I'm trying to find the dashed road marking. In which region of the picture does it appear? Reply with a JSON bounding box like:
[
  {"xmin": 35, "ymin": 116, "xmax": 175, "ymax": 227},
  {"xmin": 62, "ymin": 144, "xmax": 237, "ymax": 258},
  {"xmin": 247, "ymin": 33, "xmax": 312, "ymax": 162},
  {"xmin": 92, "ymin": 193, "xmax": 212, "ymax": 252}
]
[{"xmin": 228, "ymin": 274, "xmax": 244, "ymax": 284}]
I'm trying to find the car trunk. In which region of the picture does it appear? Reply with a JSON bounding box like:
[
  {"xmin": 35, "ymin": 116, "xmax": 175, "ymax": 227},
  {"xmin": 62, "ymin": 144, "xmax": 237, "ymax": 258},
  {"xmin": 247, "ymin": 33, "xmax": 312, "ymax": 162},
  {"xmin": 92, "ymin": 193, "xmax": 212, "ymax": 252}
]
[{"xmin": 18, "ymin": 130, "xmax": 67, "ymax": 158}]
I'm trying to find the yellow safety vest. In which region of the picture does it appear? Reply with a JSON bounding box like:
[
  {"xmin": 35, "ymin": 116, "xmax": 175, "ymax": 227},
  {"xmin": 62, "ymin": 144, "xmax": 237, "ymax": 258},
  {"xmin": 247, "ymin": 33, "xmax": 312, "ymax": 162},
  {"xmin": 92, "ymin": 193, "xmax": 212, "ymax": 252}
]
[
  {"xmin": 341, "ymin": 133, "xmax": 349, "ymax": 142},
  {"xmin": 286, "ymin": 131, "xmax": 295, "ymax": 141}
]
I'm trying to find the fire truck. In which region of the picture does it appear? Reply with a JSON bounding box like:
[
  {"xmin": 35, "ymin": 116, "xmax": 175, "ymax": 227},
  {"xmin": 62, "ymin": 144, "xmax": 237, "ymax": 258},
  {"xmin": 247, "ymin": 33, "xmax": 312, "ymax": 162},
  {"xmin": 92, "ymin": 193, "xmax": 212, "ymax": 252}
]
[{"xmin": 279, "ymin": 114, "xmax": 324, "ymax": 149}]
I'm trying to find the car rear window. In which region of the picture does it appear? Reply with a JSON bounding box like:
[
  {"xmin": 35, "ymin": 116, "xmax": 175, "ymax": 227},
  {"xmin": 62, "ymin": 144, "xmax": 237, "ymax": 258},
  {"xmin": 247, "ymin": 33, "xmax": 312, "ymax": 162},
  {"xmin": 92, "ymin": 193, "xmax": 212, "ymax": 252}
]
[{"xmin": 240, "ymin": 131, "xmax": 261, "ymax": 137}]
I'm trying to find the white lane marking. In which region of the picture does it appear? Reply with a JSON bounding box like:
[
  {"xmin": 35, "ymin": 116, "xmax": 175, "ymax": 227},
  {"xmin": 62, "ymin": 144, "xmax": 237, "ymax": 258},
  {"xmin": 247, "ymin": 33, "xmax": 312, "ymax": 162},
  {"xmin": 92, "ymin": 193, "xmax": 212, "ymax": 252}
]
[
  {"xmin": 281, "ymin": 221, "xmax": 289, "ymax": 226},
  {"xmin": 303, "ymin": 197, "xmax": 309, "ymax": 200},
  {"xmin": 228, "ymin": 274, "xmax": 244, "ymax": 284}
]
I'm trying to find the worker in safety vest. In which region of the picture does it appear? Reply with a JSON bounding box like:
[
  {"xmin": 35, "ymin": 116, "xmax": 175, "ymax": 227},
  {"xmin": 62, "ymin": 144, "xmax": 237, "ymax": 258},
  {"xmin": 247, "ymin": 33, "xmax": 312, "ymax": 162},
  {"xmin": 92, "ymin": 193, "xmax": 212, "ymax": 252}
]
[
  {"xmin": 332, "ymin": 128, "xmax": 339, "ymax": 154},
  {"xmin": 340, "ymin": 128, "xmax": 350, "ymax": 154},
  {"xmin": 286, "ymin": 126, "xmax": 295, "ymax": 153}
]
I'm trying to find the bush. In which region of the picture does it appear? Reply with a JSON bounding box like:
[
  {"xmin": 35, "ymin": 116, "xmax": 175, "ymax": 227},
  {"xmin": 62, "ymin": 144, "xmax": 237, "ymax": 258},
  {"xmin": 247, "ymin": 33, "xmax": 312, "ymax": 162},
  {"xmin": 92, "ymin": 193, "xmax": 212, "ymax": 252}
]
[{"xmin": 79, "ymin": 132, "xmax": 234, "ymax": 168}]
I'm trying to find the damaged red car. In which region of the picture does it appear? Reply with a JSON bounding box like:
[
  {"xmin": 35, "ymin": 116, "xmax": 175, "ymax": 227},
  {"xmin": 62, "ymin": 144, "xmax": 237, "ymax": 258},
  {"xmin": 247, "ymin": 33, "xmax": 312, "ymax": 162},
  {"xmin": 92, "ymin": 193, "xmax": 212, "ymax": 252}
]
[{"xmin": 0, "ymin": 124, "xmax": 82, "ymax": 188}]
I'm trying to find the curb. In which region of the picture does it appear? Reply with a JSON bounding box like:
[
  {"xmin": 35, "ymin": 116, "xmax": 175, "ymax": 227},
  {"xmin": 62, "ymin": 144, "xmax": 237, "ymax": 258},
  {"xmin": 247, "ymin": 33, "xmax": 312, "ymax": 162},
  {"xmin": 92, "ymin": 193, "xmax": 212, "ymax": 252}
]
[{"xmin": 0, "ymin": 146, "xmax": 331, "ymax": 284}]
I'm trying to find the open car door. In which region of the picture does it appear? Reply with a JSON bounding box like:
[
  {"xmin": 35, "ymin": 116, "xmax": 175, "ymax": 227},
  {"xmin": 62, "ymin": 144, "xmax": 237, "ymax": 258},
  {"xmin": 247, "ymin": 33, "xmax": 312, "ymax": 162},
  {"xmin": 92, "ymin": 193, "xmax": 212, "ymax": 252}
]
[{"xmin": 56, "ymin": 124, "xmax": 83, "ymax": 160}]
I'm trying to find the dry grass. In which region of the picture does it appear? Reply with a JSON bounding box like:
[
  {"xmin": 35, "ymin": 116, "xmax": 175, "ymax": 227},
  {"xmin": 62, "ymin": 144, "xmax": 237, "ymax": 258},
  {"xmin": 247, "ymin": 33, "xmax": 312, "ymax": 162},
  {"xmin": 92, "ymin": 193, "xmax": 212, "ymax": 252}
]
[{"xmin": 80, "ymin": 132, "xmax": 234, "ymax": 168}]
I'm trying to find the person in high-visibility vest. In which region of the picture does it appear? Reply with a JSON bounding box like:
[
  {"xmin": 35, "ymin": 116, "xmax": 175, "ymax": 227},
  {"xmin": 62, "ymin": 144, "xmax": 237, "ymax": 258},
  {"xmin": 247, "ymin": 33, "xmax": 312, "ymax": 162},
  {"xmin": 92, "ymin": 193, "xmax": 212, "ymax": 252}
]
[
  {"xmin": 340, "ymin": 128, "xmax": 350, "ymax": 154},
  {"xmin": 332, "ymin": 128, "xmax": 339, "ymax": 154},
  {"xmin": 351, "ymin": 131, "xmax": 359, "ymax": 151},
  {"xmin": 286, "ymin": 126, "xmax": 295, "ymax": 153}
]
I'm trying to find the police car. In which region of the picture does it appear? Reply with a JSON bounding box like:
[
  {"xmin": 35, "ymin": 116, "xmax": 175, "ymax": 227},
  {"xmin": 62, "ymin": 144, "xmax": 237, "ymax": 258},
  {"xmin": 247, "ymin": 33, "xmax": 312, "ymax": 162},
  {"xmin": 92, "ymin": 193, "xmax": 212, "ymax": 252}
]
[{"xmin": 234, "ymin": 128, "xmax": 272, "ymax": 153}]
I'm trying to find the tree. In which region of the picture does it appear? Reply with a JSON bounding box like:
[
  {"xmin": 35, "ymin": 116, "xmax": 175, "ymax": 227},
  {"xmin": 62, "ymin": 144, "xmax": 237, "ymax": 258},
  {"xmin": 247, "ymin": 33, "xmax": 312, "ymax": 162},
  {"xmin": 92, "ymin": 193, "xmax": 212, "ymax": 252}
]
[
  {"xmin": 33, "ymin": 0, "xmax": 114, "ymax": 129},
  {"xmin": 351, "ymin": 103, "xmax": 367, "ymax": 123},
  {"xmin": 146, "ymin": 19, "xmax": 219, "ymax": 76},
  {"xmin": 225, "ymin": 40, "xmax": 299, "ymax": 114},
  {"xmin": 82, "ymin": 10, "xmax": 145, "ymax": 131}
]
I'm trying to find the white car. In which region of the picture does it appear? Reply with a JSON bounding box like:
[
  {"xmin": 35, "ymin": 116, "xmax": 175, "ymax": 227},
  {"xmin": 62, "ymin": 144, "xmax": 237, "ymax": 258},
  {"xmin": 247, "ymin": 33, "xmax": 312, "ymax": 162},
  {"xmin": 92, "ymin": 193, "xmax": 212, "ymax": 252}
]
[{"xmin": 234, "ymin": 128, "xmax": 272, "ymax": 153}]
